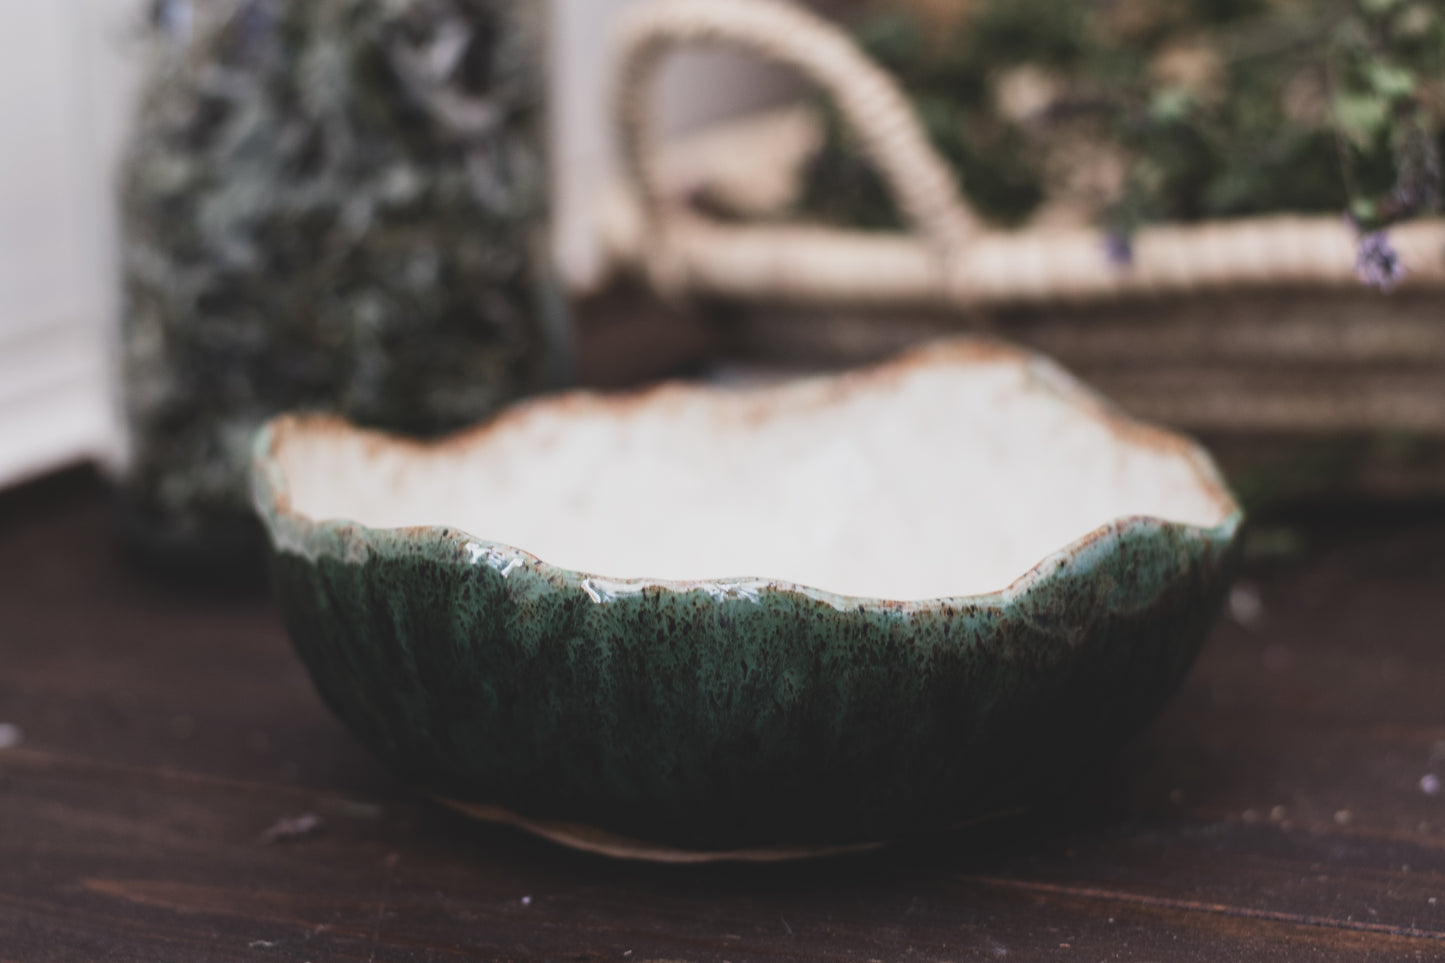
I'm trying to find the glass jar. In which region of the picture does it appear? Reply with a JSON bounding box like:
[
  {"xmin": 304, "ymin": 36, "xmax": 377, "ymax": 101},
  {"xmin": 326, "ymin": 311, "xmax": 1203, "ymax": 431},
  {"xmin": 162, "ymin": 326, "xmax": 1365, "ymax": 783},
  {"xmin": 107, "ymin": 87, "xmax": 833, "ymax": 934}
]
[{"xmin": 118, "ymin": 0, "xmax": 567, "ymax": 577}]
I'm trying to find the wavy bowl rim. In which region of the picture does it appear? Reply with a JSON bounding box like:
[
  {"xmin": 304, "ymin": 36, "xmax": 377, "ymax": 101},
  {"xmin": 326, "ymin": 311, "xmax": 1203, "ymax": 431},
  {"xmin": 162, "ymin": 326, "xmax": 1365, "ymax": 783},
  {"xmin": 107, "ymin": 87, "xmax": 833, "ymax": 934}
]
[{"xmin": 250, "ymin": 337, "xmax": 1245, "ymax": 614}]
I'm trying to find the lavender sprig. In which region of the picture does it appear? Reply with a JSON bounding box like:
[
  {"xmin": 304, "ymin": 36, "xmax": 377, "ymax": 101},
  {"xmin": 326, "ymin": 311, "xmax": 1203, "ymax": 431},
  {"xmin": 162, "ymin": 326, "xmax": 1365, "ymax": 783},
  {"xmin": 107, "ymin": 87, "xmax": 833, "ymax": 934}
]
[
  {"xmin": 1103, "ymin": 231, "xmax": 1135, "ymax": 269},
  {"xmin": 1354, "ymin": 230, "xmax": 1406, "ymax": 292}
]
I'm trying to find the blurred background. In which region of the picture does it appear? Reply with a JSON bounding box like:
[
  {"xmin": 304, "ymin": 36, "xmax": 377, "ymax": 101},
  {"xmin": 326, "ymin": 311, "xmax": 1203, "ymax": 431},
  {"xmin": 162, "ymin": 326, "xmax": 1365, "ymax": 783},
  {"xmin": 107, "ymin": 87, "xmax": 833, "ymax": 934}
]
[
  {"xmin": 4, "ymin": 0, "xmax": 1444, "ymax": 541},
  {"xmin": 0, "ymin": 0, "xmax": 819, "ymax": 491}
]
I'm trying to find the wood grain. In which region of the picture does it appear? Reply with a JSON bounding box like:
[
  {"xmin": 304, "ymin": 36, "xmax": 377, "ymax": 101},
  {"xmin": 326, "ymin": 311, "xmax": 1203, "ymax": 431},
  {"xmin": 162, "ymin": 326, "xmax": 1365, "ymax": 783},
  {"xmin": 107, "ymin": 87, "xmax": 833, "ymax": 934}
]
[{"xmin": 3, "ymin": 469, "xmax": 1445, "ymax": 961}]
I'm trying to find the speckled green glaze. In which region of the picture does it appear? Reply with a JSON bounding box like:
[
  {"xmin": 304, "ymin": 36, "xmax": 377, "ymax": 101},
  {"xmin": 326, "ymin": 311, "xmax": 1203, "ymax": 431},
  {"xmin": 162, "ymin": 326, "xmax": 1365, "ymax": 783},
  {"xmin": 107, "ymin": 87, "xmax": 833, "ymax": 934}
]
[{"xmin": 251, "ymin": 346, "xmax": 1244, "ymax": 852}]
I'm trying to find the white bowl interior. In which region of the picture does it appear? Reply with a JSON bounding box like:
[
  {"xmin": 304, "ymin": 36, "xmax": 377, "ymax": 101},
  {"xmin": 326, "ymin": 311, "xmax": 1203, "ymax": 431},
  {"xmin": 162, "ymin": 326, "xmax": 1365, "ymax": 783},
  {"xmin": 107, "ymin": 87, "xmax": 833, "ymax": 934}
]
[{"xmin": 272, "ymin": 352, "xmax": 1231, "ymax": 600}]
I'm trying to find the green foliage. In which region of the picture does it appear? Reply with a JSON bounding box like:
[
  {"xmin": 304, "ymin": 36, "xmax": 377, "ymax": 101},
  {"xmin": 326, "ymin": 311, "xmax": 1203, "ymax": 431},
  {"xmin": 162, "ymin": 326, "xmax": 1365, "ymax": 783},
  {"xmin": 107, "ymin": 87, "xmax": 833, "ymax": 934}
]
[{"xmin": 801, "ymin": 0, "xmax": 1444, "ymax": 235}]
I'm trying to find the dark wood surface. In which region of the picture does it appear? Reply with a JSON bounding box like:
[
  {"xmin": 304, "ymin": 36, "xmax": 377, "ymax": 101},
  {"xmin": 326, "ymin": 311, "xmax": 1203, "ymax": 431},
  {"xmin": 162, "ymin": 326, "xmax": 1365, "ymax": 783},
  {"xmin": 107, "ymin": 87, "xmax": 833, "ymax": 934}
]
[{"xmin": 3, "ymin": 470, "xmax": 1445, "ymax": 962}]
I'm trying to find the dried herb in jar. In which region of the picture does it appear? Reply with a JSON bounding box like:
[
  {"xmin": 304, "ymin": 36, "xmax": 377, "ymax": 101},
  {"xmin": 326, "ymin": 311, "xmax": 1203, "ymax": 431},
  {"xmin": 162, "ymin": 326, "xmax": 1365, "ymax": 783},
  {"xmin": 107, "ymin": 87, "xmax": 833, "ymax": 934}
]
[{"xmin": 120, "ymin": 0, "xmax": 566, "ymax": 575}]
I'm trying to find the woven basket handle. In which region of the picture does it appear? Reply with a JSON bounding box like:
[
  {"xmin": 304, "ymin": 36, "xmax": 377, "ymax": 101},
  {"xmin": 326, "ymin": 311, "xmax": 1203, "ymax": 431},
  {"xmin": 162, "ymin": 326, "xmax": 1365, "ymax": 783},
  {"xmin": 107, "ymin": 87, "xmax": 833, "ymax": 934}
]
[{"xmin": 613, "ymin": 0, "xmax": 979, "ymax": 263}]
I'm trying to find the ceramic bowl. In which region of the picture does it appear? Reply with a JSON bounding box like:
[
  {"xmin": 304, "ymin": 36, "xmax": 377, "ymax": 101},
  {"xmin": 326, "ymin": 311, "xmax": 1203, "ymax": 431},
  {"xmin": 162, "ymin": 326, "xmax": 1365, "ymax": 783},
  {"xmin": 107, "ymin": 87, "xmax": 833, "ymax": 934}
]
[{"xmin": 251, "ymin": 339, "xmax": 1243, "ymax": 860}]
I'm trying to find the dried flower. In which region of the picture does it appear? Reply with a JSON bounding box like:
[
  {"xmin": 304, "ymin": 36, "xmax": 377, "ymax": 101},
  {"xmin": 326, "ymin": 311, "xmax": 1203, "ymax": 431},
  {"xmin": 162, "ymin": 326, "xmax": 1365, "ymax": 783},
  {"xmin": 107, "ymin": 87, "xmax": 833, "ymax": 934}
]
[
  {"xmin": 1354, "ymin": 231, "xmax": 1406, "ymax": 291},
  {"xmin": 1103, "ymin": 231, "xmax": 1134, "ymax": 268},
  {"xmin": 801, "ymin": 1, "xmax": 1445, "ymax": 239},
  {"xmin": 149, "ymin": 0, "xmax": 194, "ymax": 46}
]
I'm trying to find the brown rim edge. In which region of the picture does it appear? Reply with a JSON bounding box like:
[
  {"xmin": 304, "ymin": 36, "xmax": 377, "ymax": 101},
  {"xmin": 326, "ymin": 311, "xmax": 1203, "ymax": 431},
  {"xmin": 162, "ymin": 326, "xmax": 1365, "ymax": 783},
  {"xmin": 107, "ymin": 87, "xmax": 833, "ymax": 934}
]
[{"xmin": 264, "ymin": 336, "xmax": 1239, "ymax": 528}]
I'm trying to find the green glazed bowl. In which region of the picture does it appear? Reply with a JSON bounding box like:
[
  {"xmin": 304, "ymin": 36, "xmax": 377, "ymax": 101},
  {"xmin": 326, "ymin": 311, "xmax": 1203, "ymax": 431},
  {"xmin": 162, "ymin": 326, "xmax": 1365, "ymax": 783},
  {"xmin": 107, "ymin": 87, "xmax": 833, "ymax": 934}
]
[{"xmin": 252, "ymin": 339, "xmax": 1243, "ymax": 860}]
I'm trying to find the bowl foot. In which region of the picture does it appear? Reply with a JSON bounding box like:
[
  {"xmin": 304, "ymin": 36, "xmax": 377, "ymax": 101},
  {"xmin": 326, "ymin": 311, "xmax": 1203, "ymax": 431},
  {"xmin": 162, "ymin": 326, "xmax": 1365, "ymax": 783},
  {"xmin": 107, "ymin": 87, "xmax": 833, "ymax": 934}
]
[{"xmin": 433, "ymin": 796, "xmax": 890, "ymax": 863}]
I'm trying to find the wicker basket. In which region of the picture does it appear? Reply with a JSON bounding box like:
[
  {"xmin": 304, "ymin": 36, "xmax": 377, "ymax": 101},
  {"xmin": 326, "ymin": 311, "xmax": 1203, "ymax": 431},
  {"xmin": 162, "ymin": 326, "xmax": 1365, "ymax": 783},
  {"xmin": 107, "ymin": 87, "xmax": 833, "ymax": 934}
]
[{"xmin": 598, "ymin": 0, "xmax": 1445, "ymax": 501}]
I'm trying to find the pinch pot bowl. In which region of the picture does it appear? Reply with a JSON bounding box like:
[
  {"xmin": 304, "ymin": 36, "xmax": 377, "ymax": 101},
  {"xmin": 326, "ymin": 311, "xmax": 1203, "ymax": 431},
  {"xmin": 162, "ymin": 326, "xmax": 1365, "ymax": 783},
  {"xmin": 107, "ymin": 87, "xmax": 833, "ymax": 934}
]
[{"xmin": 251, "ymin": 339, "xmax": 1243, "ymax": 858}]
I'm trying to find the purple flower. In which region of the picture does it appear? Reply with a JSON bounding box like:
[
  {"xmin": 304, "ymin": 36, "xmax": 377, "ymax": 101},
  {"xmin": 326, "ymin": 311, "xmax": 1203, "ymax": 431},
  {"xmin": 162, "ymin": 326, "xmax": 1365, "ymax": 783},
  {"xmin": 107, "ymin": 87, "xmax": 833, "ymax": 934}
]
[
  {"xmin": 1355, "ymin": 231, "xmax": 1406, "ymax": 292},
  {"xmin": 218, "ymin": 0, "xmax": 278, "ymax": 66},
  {"xmin": 1103, "ymin": 232, "xmax": 1134, "ymax": 268},
  {"xmin": 150, "ymin": 0, "xmax": 193, "ymax": 43}
]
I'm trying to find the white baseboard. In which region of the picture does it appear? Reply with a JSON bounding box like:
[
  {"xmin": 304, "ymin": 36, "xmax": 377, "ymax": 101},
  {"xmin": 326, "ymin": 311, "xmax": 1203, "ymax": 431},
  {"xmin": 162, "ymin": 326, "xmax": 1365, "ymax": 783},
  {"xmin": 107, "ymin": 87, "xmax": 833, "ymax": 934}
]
[{"xmin": 0, "ymin": 321, "xmax": 113, "ymax": 489}]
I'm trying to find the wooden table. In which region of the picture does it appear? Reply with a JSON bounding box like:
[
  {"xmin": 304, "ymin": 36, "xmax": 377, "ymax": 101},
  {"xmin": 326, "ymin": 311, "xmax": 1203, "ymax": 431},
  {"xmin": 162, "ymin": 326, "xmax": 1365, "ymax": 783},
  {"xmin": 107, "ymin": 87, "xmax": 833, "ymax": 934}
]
[{"xmin": 3, "ymin": 469, "xmax": 1444, "ymax": 961}]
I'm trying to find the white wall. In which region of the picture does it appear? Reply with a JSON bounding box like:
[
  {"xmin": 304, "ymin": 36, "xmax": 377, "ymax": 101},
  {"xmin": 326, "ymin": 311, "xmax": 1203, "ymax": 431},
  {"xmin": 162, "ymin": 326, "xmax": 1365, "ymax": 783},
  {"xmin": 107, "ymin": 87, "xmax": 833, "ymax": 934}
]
[
  {"xmin": 0, "ymin": 0, "xmax": 796, "ymax": 489},
  {"xmin": 0, "ymin": 0, "xmax": 139, "ymax": 488}
]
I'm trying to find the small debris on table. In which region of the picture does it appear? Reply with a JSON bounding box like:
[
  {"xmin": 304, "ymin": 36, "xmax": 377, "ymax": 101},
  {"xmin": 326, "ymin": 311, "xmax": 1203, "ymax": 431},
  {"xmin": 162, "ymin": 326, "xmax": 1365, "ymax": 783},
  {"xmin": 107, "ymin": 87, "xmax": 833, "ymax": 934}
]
[
  {"xmin": 261, "ymin": 813, "xmax": 324, "ymax": 844},
  {"xmin": 1422, "ymin": 774, "xmax": 1441, "ymax": 797},
  {"xmin": 1228, "ymin": 583, "xmax": 1264, "ymax": 627},
  {"xmin": 0, "ymin": 724, "xmax": 21, "ymax": 750}
]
